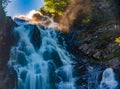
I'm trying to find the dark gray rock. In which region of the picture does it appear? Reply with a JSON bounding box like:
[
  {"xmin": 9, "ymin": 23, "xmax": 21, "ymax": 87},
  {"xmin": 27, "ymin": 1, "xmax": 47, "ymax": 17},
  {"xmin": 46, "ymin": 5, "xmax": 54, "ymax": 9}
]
[
  {"xmin": 0, "ymin": 17, "xmax": 17, "ymax": 89},
  {"xmin": 66, "ymin": 24, "xmax": 120, "ymax": 63},
  {"xmin": 29, "ymin": 25, "xmax": 41, "ymax": 50},
  {"xmin": 0, "ymin": 16, "xmax": 17, "ymax": 69}
]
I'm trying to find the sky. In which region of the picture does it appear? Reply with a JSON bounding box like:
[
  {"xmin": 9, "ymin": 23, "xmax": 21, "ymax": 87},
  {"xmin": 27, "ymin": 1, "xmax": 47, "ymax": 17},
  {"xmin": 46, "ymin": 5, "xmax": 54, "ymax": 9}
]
[{"xmin": 6, "ymin": 0, "xmax": 44, "ymax": 16}]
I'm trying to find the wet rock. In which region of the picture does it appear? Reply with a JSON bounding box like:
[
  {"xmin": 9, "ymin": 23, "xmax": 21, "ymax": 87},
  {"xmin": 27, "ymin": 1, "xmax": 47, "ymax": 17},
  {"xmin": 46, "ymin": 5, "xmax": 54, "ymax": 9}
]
[
  {"xmin": 93, "ymin": 51, "xmax": 101, "ymax": 59},
  {"xmin": 17, "ymin": 51, "xmax": 27, "ymax": 66},
  {"xmin": 30, "ymin": 25, "xmax": 41, "ymax": 50}
]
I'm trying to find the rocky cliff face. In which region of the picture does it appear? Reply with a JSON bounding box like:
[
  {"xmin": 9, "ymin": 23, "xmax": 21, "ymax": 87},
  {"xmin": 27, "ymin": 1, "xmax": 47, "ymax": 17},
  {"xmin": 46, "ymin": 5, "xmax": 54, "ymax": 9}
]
[
  {"xmin": 65, "ymin": 0, "xmax": 120, "ymax": 68},
  {"xmin": 67, "ymin": 24, "xmax": 119, "ymax": 56},
  {"xmin": 78, "ymin": 24, "xmax": 120, "ymax": 61},
  {"xmin": 0, "ymin": 17, "xmax": 17, "ymax": 69},
  {"xmin": 0, "ymin": 17, "xmax": 17, "ymax": 89}
]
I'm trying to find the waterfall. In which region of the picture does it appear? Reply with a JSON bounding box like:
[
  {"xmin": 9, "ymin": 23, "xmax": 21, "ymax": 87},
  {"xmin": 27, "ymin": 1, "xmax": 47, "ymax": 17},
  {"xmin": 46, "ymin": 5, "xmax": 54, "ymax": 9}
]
[
  {"xmin": 7, "ymin": 17, "xmax": 120, "ymax": 89},
  {"xmin": 100, "ymin": 68, "xmax": 118, "ymax": 89},
  {"xmin": 8, "ymin": 22, "xmax": 76, "ymax": 89}
]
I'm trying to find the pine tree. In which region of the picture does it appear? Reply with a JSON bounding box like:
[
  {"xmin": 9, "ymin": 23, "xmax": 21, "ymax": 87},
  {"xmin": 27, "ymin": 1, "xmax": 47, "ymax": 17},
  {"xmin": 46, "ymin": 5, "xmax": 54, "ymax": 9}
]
[{"xmin": 0, "ymin": 0, "xmax": 9, "ymax": 29}]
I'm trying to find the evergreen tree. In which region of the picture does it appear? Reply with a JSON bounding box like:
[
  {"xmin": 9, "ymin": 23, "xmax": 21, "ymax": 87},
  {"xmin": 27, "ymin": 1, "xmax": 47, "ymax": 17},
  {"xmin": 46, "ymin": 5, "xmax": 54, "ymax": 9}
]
[{"xmin": 0, "ymin": 0, "xmax": 9, "ymax": 29}]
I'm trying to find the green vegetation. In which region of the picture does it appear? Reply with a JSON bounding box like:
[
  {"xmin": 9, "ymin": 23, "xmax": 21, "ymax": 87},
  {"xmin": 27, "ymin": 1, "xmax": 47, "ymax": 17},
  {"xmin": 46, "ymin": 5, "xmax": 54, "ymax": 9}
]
[
  {"xmin": 0, "ymin": 0, "xmax": 10, "ymax": 29},
  {"xmin": 39, "ymin": 0, "xmax": 71, "ymax": 21},
  {"xmin": 0, "ymin": 0, "xmax": 6, "ymax": 29},
  {"xmin": 0, "ymin": 0, "xmax": 9, "ymax": 41}
]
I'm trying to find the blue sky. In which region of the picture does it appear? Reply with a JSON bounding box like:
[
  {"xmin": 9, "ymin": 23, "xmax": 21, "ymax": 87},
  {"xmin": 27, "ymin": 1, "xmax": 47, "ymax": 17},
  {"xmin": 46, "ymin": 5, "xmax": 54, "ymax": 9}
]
[{"xmin": 6, "ymin": 0, "xmax": 44, "ymax": 16}]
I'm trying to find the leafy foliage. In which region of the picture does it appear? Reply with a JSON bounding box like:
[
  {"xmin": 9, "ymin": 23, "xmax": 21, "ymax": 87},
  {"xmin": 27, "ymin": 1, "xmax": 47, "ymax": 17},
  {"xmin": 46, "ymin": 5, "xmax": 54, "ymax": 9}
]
[{"xmin": 40, "ymin": 0, "xmax": 71, "ymax": 17}]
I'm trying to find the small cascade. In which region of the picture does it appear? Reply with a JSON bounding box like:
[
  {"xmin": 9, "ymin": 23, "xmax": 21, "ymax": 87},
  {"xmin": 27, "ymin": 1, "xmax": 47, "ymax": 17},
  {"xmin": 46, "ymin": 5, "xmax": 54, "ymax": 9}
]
[{"xmin": 100, "ymin": 68, "xmax": 118, "ymax": 89}]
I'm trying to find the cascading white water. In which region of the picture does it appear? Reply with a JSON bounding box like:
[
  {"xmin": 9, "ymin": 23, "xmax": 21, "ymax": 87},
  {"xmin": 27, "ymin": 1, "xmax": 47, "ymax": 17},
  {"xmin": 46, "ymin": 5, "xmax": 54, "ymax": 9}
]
[
  {"xmin": 8, "ymin": 22, "xmax": 76, "ymax": 89},
  {"xmin": 100, "ymin": 68, "xmax": 118, "ymax": 89}
]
